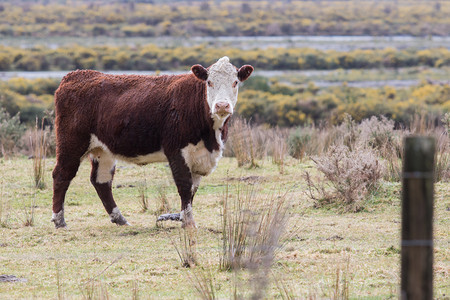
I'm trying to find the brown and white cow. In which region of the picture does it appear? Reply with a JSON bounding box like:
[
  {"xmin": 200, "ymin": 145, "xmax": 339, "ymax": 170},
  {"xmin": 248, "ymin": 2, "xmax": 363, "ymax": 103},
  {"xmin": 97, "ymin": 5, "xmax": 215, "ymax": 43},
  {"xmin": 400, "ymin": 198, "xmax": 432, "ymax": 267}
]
[{"xmin": 51, "ymin": 56, "xmax": 253, "ymax": 228}]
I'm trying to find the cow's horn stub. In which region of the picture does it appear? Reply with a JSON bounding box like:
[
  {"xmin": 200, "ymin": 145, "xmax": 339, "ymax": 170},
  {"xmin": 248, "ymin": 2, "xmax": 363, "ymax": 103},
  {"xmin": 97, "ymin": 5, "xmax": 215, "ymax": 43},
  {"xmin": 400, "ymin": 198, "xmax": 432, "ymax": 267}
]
[{"xmin": 191, "ymin": 64, "xmax": 208, "ymax": 81}]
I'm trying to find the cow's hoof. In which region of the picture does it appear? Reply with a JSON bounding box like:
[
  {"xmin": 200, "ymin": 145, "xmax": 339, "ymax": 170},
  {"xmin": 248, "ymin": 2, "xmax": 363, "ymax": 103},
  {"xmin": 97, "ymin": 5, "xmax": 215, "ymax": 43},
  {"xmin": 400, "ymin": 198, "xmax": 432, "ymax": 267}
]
[
  {"xmin": 110, "ymin": 207, "xmax": 130, "ymax": 226},
  {"xmin": 112, "ymin": 218, "xmax": 131, "ymax": 226},
  {"xmin": 157, "ymin": 213, "xmax": 181, "ymax": 222},
  {"xmin": 52, "ymin": 210, "xmax": 67, "ymax": 229}
]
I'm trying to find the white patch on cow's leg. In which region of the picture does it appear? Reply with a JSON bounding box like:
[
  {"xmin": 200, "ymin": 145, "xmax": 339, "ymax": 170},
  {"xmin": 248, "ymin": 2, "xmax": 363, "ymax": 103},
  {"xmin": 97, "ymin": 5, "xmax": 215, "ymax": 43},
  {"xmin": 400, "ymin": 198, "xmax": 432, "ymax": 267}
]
[
  {"xmin": 110, "ymin": 207, "xmax": 131, "ymax": 226},
  {"xmin": 51, "ymin": 209, "xmax": 67, "ymax": 228},
  {"xmin": 89, "ymin": 151, "xmax": 116, "ymax": 184},
  {"xmin": 181, "ymin": 204, "xmax": 196, "ymax": 228}
]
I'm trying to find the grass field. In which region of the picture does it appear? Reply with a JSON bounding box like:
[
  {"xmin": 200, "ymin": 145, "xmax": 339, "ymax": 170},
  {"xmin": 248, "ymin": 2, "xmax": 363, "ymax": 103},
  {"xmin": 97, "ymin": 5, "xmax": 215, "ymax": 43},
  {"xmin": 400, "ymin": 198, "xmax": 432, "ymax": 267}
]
[{"xmin": 0, "ymin": 156, "xmax": 449, "ymax": 299}]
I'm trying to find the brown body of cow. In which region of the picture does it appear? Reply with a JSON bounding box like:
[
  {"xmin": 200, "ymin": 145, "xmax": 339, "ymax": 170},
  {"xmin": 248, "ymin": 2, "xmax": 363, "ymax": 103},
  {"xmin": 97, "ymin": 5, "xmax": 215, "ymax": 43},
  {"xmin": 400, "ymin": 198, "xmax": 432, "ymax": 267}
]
[{"xmin": 51, "ymin": 57, "xmax": 253, "ymax": 228}]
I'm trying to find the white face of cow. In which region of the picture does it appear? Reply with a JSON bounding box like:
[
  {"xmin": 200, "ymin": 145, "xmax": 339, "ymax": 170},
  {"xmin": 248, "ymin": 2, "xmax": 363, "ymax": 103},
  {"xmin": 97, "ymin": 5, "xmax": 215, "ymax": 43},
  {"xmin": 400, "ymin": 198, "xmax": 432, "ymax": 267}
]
[{"xmin": 192, "ymin": 56, "xmax": 253, "ymax": 129}]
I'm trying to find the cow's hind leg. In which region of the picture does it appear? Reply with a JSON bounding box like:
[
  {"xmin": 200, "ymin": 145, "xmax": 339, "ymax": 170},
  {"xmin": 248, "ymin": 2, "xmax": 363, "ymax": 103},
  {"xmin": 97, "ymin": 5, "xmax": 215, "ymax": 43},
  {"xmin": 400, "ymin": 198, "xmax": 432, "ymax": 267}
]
[
  {"xmin": 89, "ymin": 149, "xmax": 130, "ymax": 226},
  {"xmin": 52, "ymin": 150, "xmax": 86, "ymax": 228}
]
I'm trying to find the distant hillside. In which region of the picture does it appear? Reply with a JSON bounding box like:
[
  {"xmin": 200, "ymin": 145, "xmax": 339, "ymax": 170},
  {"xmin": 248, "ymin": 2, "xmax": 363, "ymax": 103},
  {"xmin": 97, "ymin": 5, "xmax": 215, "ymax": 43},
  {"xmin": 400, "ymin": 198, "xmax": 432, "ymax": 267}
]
[{"xmin": 0, "ymin": 0, "xmax": 449, "ymax": 38}]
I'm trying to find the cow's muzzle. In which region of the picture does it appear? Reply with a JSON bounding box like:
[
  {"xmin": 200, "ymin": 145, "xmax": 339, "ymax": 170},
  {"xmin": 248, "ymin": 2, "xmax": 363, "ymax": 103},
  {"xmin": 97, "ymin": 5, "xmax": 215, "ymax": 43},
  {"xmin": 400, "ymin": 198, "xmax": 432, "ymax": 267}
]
[{"xmin": 214, "ymin": 101, "xmax": 232, "ymax": 118}]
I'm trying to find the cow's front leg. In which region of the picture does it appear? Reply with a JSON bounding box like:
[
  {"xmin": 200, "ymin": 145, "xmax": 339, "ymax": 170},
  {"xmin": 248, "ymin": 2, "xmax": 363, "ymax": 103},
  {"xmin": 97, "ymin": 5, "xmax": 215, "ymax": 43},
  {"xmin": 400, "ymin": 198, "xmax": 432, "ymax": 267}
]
[
  {"xmin": 89, "ymin": 152, "xmax": 130, "ymax": 226},
  {"xmin": 157, "ymin": 152, "xmax": 198, "ymax": 228}
]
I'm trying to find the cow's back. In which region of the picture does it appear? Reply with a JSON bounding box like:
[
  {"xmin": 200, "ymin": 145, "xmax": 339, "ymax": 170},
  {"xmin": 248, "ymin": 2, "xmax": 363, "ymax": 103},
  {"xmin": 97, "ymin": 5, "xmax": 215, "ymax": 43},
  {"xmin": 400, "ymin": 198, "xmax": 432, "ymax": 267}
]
[{"xmin": 53, "ymin": 70, "xmax": 206, "ymax": 158}]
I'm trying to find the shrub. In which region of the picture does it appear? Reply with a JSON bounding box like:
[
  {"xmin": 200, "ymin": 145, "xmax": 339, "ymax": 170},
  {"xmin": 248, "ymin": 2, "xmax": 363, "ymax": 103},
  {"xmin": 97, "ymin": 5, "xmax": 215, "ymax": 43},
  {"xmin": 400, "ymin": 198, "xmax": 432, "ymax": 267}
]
[
  {"xmin": 288, "ymin": 127, "xmax": 312, "ymax": 160},
  {"xmin": 0, "ymin": 108, "xmax": 26, "ymax": 158},
  {"xmin": 358, "ymin": 115, "xmax": 395, "ymax": 156},
  {"xmin": 306, "ymin": 145, "xmax": 384, "ymax": 212},
  {"xmin": 0, "ymin": 53, "xmax": 11, "ymax": 71}
]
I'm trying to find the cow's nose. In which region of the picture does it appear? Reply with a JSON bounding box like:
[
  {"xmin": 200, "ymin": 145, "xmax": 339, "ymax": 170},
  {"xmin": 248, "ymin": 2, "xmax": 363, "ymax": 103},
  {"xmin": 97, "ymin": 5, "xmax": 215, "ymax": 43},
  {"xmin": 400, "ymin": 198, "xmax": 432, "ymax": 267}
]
[
  {"xmin": 214, "ymin": 102, "xmax": 232, "ymax": 117},
  {"xmin": 215, "ymin": 102, "xmax": 230, "ymax": 111}
]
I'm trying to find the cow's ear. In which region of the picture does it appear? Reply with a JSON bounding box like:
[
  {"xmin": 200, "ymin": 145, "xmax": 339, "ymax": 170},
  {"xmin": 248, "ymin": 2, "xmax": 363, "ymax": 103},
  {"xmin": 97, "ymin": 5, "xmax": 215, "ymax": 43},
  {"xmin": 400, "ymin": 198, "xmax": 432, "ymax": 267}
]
[
  {"xmin": 191, "ymin": 64, "xmax": 208, "ymax": 81},
  {"xmin": 238, "ymin": 65, "xmax": 254, "ymax": 82}
]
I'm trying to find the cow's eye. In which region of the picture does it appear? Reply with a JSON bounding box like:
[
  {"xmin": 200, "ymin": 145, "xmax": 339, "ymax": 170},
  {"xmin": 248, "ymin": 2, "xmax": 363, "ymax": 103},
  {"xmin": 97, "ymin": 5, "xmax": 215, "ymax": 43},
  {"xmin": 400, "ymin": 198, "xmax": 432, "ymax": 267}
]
[
  {"xmin": 207, "ymin": 80, "xmax": 213, "ymax": 87},
  {"xmin": 233, "ymin": 80, "xmax": 239, "ymax": 88}
]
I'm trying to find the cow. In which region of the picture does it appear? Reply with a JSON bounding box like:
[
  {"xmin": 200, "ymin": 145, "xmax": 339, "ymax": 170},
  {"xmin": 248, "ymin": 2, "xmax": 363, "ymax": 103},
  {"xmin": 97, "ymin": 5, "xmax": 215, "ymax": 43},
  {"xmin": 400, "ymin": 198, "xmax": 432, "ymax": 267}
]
[{"xmin": 51, "ymin": 56, "xmax": 253, "ymax": 229}]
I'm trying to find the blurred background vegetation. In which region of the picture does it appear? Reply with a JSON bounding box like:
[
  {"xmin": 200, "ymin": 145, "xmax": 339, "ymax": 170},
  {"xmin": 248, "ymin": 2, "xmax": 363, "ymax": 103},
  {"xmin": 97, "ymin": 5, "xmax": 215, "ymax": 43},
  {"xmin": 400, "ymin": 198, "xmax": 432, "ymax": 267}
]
[
  {"xmin": 0, "ymin": 0, "xmax": 449, "ymax": 128},
  {"xmin": 1, "ymin": 0, "xmax": 449, "ymax": 37}
]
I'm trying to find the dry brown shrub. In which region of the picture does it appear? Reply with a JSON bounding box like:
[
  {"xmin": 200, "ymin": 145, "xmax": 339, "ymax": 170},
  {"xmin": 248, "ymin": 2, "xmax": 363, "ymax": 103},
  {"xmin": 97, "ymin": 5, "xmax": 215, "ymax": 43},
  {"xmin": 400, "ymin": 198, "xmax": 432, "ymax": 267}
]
[{"xmin": 305, "ymin": 145, "xmax": 384, "ymax": 212}]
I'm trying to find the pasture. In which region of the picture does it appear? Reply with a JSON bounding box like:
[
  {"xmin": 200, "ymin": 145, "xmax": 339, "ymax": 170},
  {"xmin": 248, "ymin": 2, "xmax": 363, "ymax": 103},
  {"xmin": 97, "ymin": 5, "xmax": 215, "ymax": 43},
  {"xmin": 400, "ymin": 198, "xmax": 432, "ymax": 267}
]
[{"xmin": 0, "ymin": 156, "xmax": 449, "ymax": 298}]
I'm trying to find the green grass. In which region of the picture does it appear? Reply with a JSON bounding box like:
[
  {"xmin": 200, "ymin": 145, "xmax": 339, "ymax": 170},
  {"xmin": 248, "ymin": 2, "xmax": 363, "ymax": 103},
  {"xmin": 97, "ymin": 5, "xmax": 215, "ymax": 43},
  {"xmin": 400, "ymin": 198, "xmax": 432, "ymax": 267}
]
[{"xmin": 0, "ymin": 156, "xmax": 449, "ymax": 298}]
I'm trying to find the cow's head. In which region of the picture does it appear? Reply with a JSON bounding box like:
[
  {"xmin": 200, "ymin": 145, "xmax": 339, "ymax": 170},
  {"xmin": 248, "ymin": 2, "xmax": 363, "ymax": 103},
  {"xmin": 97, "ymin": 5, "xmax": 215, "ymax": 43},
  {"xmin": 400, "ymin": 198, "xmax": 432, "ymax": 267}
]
[{"xmin": 192, "ymin": 56, "xmax": 253, "ymax": 129}]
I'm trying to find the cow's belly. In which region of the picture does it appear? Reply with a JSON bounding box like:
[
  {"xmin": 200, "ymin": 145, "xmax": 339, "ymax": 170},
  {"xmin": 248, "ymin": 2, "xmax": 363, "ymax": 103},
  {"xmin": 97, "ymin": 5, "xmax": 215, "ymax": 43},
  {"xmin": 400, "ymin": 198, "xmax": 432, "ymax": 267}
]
[
  {"xmin": 89, "ymin": 134, "xmax": 168, "ymax": 165},
  {"xmin": 117, "ymin": 151, "xmax": 168, "ymax": 165},
  {"xmin": 181, "ymin": 140, "xmax": 222, "ymax": 176}
]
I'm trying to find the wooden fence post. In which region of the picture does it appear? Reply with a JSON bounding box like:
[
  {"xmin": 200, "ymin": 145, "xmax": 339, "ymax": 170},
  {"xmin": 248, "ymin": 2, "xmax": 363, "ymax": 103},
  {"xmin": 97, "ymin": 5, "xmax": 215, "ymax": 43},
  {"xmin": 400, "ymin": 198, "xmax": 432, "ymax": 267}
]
[{"xmin": 401, "ymin": 136, "xmax": 435, "ymax": 299}]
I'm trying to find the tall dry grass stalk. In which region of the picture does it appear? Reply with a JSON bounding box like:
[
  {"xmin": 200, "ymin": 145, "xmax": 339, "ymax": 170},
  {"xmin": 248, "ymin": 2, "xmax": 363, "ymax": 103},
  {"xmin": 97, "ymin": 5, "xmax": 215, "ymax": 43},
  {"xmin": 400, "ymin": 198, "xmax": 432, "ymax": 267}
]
[
  {"xmin": 407, "ymin": 113, "xmax": 450, "ymax": 182},
  {"xmin": 79, "ymin": 280, "xmax": 110, "ymax": 300},
  {"xmin": 155, "ymin": 182, "xmax": 171, "ymax": 216},
  {"xmin": 22, "ymin": 191, "xmax": 36, "ymax": 227},
  {"xmin": 30, "ymin": 117, "xmax": 48, "ymax": 190},
  {"xmin": 433, "ymin": 126, "xmax": 450, "ymax": 182},
  {"xmin": 56, "ymin": 262, "xmax": 64, "ymax": 300},
  {"xmin": 170, "ymin": 228, "xmax": 197, "ymax": 268},
  {"xmin": 272, "ymin": 271, "xmax": 297, "ymax": 300},
  {"xmin": 272, "ymin": 256, "xmax": 352, "ymax": 299},
  {"xmin": 131, "ymin": 278, "xmax": 139, "ymax": 300},
  {"xmin": 188, "ymin": 265, "xmax": 217, "ymax": 300},
  {"xmin": 0, "ymin": 181, "xmax": 11, "ymax": 228},
  {"xmin": 329, "ymin": 256, "xmax": 351, "ymax": 300},
  {"xmin": 409, "ymin": 112, "xmax": 436, "ymax": 135},
  {"xmin": 137, "ymin": 171, "xmax": 148, "ymax": 212},
  {"xmin": 271, "ymin": 128, "xmax": 289, "ymax": 174},
  {"xmin": 78, "ymin": 255, "xmax": 123, "ymax": 300},
  {"xmin": 220, "ymin": 182, "xmax": 289, "ymax": 272},
  {"xmin": 227, "ymin": 118, "xmax": 261, "ymax": 168}
]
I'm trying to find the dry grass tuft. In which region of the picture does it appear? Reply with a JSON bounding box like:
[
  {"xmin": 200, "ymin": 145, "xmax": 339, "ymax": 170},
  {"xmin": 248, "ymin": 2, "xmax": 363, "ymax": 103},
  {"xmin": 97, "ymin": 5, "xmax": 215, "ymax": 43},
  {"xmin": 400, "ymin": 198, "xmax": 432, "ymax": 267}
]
[
  {"xmin": 220, "ymin": 182, "xmax": 289, "ymax": 271},
  {"xmin": 329, "ymin": 256, "xmax": 352, "ymax": 300},
  {"xmin": 271, "ymin": 128, "xmax": 289, "ymax": 174},
  {"xmin": 22, "ymin": 191, "xmax": 36, "ymax": 227},
  {"xmin": 30, "ymin": 117, "xmax": 49, "ymax": 190},
  {"xmin": 79, "ymin": 280, "xmax": 110, "ymax": 300},
  {"xmin": 170, "ymin": 228, "xmax": 197, "ymax": 268},
  {"xmin": 188, "ymin": 265, "xmax": 218, "ymax": 300},
  {"xmin": 227, "ymin": 118, "xmax": 260, "ymax": 168}
]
